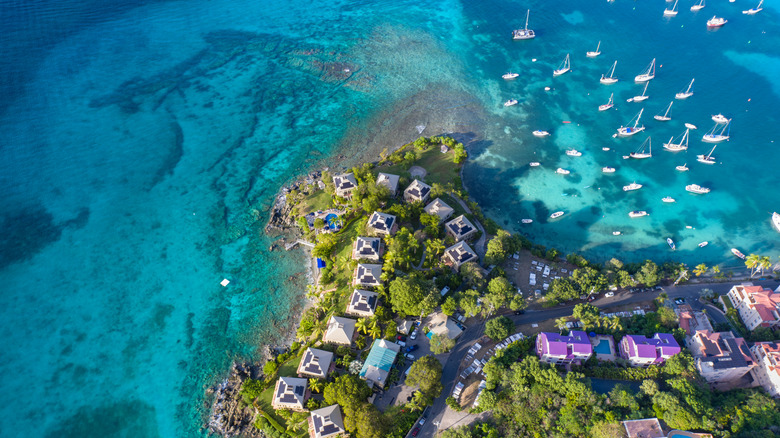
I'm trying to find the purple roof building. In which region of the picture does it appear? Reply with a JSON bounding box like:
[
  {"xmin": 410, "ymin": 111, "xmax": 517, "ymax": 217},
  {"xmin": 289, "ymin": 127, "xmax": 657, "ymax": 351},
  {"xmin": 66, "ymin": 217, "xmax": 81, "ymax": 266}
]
[
  {"xmin": 536, "ymin": 331, "xmax": 593, "ymax": 365},
  {"xmin": 619, "ymin": 333, "xmax": 681, "ymax": 367}
]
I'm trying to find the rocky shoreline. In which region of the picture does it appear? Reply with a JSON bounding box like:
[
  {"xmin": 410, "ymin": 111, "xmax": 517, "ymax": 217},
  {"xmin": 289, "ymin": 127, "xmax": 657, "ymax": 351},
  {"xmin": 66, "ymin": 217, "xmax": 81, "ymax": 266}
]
[{"xmin": 206, "ymin": 362, "xmax": 264, "ymax": 438}]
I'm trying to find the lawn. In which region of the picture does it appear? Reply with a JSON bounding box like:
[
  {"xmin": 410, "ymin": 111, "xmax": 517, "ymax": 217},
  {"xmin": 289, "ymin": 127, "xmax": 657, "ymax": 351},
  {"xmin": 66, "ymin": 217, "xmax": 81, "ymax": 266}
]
[
  {"xmin": 378, "ymin": 146, "xmax": 462, "ymax": 188},
  {"xmin": 257, "ymin": 354, "xmax": 305, "ymax": 432},
  {"xmin": 297, "ymin": 190, "xmax": 332, "ymax": 216}
]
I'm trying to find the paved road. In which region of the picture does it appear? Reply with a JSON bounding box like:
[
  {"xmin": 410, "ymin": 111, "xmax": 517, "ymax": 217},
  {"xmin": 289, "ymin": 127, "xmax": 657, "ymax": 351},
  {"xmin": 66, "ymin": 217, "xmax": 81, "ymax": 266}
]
[{"xmin": 418, "ymin": 279, "xmax": 780, "ymax": 437}]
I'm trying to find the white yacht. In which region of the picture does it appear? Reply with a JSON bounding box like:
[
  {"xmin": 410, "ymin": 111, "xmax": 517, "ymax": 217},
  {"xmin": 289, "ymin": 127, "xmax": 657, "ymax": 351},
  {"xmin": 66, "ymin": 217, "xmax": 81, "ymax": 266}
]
[
  {"xmin": 697, "ymin": 145, "xmax": 717, "ymax": 164},
  {"xmin": 685, "ymin": 123, "xmax": 697, "ymax": 130},
  {"xmin": 556, "ymin": 168, "xmax": 571, "ymax": 175},
  {"xmin": 686, "ymin": 184, "xmax": 711, "ymax": 194},
  {"xmin": 691, "ymin": 0, "xmax": 705, "ymax": 12},
  {"xmin": 586, "ymin": 41, "xmax": 601, "ymax": 58},
  {"xmin": 772, "ymin": 212, "xmax": 780, "ymax": 232},
  {"xmin": 676, "ymin": 79, "xmax": 694, "ymax": 99},
  {"xmin": 502, "ymin": 72, "xmax": 520, "ymax": 80},
  {"xmin": 702, "ymin": 120, "xmax": 730, "ymax": 143},
  {"xmin": 521, "ymin": 218, "xmax": 533, "ymax": 224},
  {"xmin": 707, "ymin": 16, "xmax": 727, "ymax": 27},
  {"xmin": 743, "ymin": 0, "xmax": 764, "ymax": 15},
  {"xmin": 629, "ymin": 211, "xmax": 649, "ymax": 218},
  {"xmin": 667, "ymin": 238, "xmax": 676, "ymax": 250},
  {"xmin": 602, "ymin": 167, "xmax": 616, "ymax": 173},
  {"xmin": 662, "ymin": 196, "xmax": 676, "ymax": 203},
  {"xmin": 565, "ymin": 149, "xmax": 582, "ymax": 157},
  {"xmin": 654, "ymin": 101, "xmax": 673, "ymax": 121},
  {"xmin": 664, "ymin": 0, "xmax": 679, "ymax": 17},
  {"xmin": 676, "ymin": 163, "xmax": 689, "ymax": 172},
  {"xmin": 634, "ymin": 58, "xmax": 656, "ymax": 82},
  {"xmin": 616, "ymin": 109, "xmax": 645, "ymax": 137},
  {"xmin": 732, "ymin": 248, "xmax": 746, "ymax": 260},
  {"xmin": 553, "ymin": 54, "xmax": 571, "ymax": 76},
  {"xmin": 533, "ymin": 130, "xmax": 550, "ymax": 137},
  {"xmin": 698, "ymin": 241, "xmax": 709, "ymax": 248},
  {"xmin": 599, "ymin": 93, "xmax": 615, "ymax": 111},
  {"xmin": 504, "ymin": 99, "xmax": 518, "ymax": 107},
  {"xmin": 712, "ymin": 114, "xmax": 729, "ymax": 124},
  {"xmin": 529, "ymin": 162, "xmax": 541, "ymax": 167},
  {"xmin": 623, "ymin": 182, "xmax": 643, "ymax": 192},
  {"xmin": 628, "ymin": 82, "xmax": 649, "ymax": 103},
  {"xmin": 550, "ymin": 211, "xmax": 565, "ymax": 219}
]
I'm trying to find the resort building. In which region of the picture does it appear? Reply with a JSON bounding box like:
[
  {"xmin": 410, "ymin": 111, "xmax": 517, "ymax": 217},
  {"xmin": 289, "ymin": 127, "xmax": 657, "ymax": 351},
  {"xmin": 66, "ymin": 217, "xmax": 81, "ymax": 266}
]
[
  {"xmin": 424, "ymin": 198, "xmax": 455, "ymax": 223},
  {"xmin": 688, "ymin": 330, "xmax": 756, "ymax": 384},
  {"xmin": 535, "ymin": 331, "xmax": 593, "ymax": 365},
  {"xmin": 442, "ymin": 241, "xmax": 478, "ymax": 270},
  {"xmin": 271, "ymin": 376, "xmax": 309, "ymax": 411},
  {"xmin": 308, "ymin": 405, "xmax": 346, "ymax": 438},
  {"xmin": 445, "ymin": 215, "xmax": 477, "ymax": 241},
  {"xmin": 353, "ymin": 263, "xmax": 382, "ymax": 288},
  {"xmin": 725, "ymin": 283, "xmax": 780, "ymax": 330},
  {"xmin": 367, "ymin": 211, "xmax": 397, "ymax": 236},
  {"xmin": 352, "ymin": 236, "xmax": 382, "ymax": 261},
  {"xmin": 677, "ymin": 304, "xmax": 713, "ymax": 337},
  {"xmin": 621, "ymin": 418, "xmax": 665, "ymax": 438},
  {"xmin": 322, "ymin": 316, "xmax": 356, "ymax": 346},
  {"xmin": 376, "ymin": 172, "xmax": 400, "ymax": 196},
  {"xmin": 403, "ymin": 179, "xmax": 432, "ymax": 203},
  {"xmin": 345, "ymin": 289, "xmax": 378, "ymax": 318},
  {"xmin": 750, "ymin": 341, "xmax": 780, "ymax": 398},
  {"xmin": 332, "ymin": 173, "xmax": 358, "ymax": 199},
  {"xmin": 619, "ymin": 333, "xmax": 681, "ymax": 367},
  {"xmin": 359, "ymin": 339, "xmax": 401, "ymax": 388},
  {"xmin": 297, "ymin": 348, "xmax": 335, "ymax": 380},
  {"xmin": 427, "ymin": 312, "xmax": 463, "ymax": 340}
]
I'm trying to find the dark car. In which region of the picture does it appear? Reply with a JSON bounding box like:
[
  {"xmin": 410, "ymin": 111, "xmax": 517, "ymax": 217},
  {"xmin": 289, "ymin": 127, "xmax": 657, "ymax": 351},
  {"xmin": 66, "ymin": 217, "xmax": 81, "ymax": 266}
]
[
  {"xmin": 405, "ymin": 344, "xmax": 419, "ymax": 353},
  {"xmin": 397, "ymin": 335, "xmax": 407, "ymax": 342},
  {"xmin": 514, "ymin": 310, "xmax": 526, "ymax": 315},
  {"xmin": 412, "ymin": 427, "xmax": 420, "ymax": 437}
]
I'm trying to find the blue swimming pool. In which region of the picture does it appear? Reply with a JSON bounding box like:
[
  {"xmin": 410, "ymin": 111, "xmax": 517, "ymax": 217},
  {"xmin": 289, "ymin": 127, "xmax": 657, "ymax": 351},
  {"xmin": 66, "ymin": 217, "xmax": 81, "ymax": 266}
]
[
  {"xmin": 325, "ymin": 213, "xmax": 340, "ymax": 229},
  {"xmin": 594, "ymin": 339, "xmax": 612, "ymax": 355}
]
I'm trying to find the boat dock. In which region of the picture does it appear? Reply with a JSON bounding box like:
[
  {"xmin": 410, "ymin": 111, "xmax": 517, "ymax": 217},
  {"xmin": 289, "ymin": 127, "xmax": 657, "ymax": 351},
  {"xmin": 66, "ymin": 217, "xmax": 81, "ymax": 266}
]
[{"xmin": 285, "ymin": 239, "xmax": 315, "ymax": 251}]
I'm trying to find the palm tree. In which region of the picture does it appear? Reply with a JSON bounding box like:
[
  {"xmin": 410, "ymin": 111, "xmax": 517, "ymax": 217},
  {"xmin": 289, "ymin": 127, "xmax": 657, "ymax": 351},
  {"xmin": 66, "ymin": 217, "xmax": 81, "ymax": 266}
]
[
  {"xmin": 311, "ymin": 318, "xmax": 328, "ymax": 340},
  {"xmin": 758, "ymin": 256, "xmax": 772, "ymax": 276},
  {"xmin": 711, "ymin": 265, "xmax": 721, "ymax": 275},
  {"xmin": 355, "ymin": 317, "xmax": 370, "ymax": 335},
  {"xmin": 368, "ymin": 323, "xmax": 382, "ymax": 340},
  {"xmin": 555, "ymin": 317, "xmax": 569, "ymax": 333},
  {"xmin": 745, "ymin": 254, "xmax": 760, "ymax": 277},
  {"xmin": 355, "ymin": 335, "xmax": 367, "ymax": 350},
  {"xmin": 308, "ymin": 378, "xmax": 325, "ymax": 394},
  {"xmin": 693, "ymin": 263, "xmax": 708, "ymax": 277}
]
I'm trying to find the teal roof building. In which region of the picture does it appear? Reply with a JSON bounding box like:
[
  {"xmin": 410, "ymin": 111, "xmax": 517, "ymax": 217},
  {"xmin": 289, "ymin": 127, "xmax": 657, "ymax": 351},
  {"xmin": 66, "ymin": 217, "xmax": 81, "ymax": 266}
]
[{"xmin": 359, "ymin": 339, "xmax": 401, "ymax": 388}]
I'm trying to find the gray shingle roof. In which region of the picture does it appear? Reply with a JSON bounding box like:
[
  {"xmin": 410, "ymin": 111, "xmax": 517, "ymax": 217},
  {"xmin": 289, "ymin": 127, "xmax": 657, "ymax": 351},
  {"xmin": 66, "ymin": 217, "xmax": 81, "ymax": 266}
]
[
  {"xmin": 353, "ymin": 237, "xmax": 381, "ymax": 260},
  {"xmin": 405, "ymin": 179, "xmax": 432, "ymax": 202},
  {"xmin": 367, "ymin": 211, "xmax": 396, "ymax": 234},
  {"xmin": 347, "ymin": 289, "xmax": 378, "ymax": 316},
  {"xmin": 445, "ymin": 215, "xmax": 476, "ymax": 240},
  {"xmin": 297, "ymin": 348, "xmax": 334, "ymax": 379},
  {"xmin": 310, "ymin": 405, "xmax": 345, "ymax": 438},
  {"xmin": 444, "ymin": 241, "xmax": 477, "ymax": 267}
]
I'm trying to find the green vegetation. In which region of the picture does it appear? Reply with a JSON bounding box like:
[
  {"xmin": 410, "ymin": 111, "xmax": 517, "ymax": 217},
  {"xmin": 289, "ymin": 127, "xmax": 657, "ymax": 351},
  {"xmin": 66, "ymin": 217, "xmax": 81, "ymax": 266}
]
[
  {"xmin": 429, "ymin": 333, "xmax": 456, "ymax": 354},
  {"xmin": 405, "ymin": 355, "xmax": 444, "ymax": 409},
  {"xmin": 484, "ymin": 316, "xmax": 513, "ymax": 342}
]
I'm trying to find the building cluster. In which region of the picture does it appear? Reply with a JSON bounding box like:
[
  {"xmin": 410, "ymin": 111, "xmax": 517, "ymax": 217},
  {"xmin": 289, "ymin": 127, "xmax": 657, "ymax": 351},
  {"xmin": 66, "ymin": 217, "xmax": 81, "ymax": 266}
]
[{"xmin": 535, "ymin": 331, "xmax": 681, "ymax": 367}]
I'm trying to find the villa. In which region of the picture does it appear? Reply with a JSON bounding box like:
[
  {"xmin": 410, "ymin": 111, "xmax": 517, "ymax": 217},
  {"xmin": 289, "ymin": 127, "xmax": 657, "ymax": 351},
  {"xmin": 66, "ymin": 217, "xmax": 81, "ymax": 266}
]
[
  {"xmin": 750, "ymin": 341, "xmax": 780, "ymax": 398},
  {"xmin": 445, "ymin": 215, "xmax": 477, "ymax": 241},
  {"xmin": 353, "ymin": 263, "xmax": 383, "ymax": 288},
  {"xmin": 332, "ymin": 173, "xmax": 358, "ymax": 199},
  {"xmin": 367, "ymin": 211, "xmax": 398, "ymax": 236},
  {"xmin": 427, "ymin": 312, "xmax": 463, "ymax": 340},
  {"xmin": 619, "ymin": 333, "xmax": 681, "ymax": 367},
  {"xmin": 442, "ymin": 241, "xmax": 478, "ymax": 270},
  {"xmin": 403, "ymin": 179, "xmax": 432, "ymax": 203},
  {"xmin": 297, "ymin": 348, "xmax": 335, "ymax": 380},
  {"xmin": 322, "ymin": 316, "xmax": 356, "ymax": 346},
  {"xmin": 424, "ymin": 198, "xmax": 455, "ymax": 223},
  {"xmin": 376, "ymin": 172, "xmax": 400, "ymax": 196},
  {"xmin": 352, "ymin": 236, "xmax": 383, "ymax": 261},
  {"xmin": 724, "ymin": 283, "xmax": 780, "ymax": 330},
  {"xmin": 688, "ymin": 330, "xmax": 756, "ymax": 384},
  {"xmin": 359, "ymin": 339, "xmax": 401, "ymax": 388},
  {"xmin": 271, "ymin": 376, "xmax": 309, "ymax": 411},
  {"xmin": 676, "ymin": 304, "xmax": 713, "ymax": 337},
  {"xmin": 345, "ymin": 289, "xmax": 379, "ymax": 318},
  {"xmin": 308, "ymin": 405, "xmax": 346, "ymax": 438},
  {"xmin": 621, "ymin": 418, "xmax": 664, "ymax": 438},
  {"xmin": 536, "ymin": 331, "xmax": 593, "ymax": 365}
]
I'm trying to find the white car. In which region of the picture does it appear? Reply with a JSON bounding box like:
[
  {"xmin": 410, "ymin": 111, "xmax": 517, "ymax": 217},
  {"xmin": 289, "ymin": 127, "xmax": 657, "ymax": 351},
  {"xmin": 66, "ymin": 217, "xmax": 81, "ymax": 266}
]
[
  {"xmin": 410, "ymin": 329, "xmax": 418, "ymax": 340},
  {"xmin": 605, "ymin": 292, "xmax": 615, "ymax": 297},
  {"xmin": 405, "ymin": 353, "xmax": 416, "ymax": 360}
]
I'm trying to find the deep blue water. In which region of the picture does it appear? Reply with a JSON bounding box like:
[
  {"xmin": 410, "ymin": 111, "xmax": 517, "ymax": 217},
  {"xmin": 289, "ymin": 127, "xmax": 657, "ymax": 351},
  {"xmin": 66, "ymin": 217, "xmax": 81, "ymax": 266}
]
[{"xmin": 0, "ymin": 1, "xmax": 778, "ymax": 437}]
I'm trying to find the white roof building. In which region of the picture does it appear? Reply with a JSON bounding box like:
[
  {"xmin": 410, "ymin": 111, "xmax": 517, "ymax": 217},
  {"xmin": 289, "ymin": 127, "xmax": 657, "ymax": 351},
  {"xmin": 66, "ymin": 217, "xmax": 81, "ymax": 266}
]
[
  {"xmin": 332, "ymin": 173, "xmax": 358, "ymax": 199},
  {"xmin": 376, "ymin": 173, "xmax": 400, "ymax": 195},
  {"xmin": 403, "ymin": 179, "xmax": 432, "ymax": 203},
  {"xmin": 272, "ymin": 377, "xmax": 308, "ymax": 411},
  {"xmin": 424, "ymin": 198, "xmax": 455, "ymax": 223},
  {"xmin": 353, "ymin": 263, "xmax": 383, "ymax": 288},
  {"xmin": 346, "ymin": 289, "xmax": 379, "ymax": 318},
  {"xmin": 445, "ymin": 215, "xmax": 477, "ymax": 241},
  {"xmin": 323, "ymin": 316, "xmax": 356, "ymax": 346},
  {"xmin": 352, "ymin": 236, "xmax": 382, "ymax": 261}
]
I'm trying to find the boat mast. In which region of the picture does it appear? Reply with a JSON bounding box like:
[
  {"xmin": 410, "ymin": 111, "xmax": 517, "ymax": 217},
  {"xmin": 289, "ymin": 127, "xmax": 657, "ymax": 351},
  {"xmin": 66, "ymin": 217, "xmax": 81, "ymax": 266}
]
[{"xmin": 525, "ymin": 10, "xmax": 530, "ymax": 30}]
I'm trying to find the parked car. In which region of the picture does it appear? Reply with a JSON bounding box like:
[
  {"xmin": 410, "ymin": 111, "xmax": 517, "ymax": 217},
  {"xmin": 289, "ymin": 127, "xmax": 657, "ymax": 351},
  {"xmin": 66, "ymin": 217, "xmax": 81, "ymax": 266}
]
[
  {"xmin": 405, "ymin": 353, "xmax": 416, "ymax": 360},
  {"xmin": 410, "ymin": 329, "xmax": 418, "ymax": 340},
  {"xmin": 587, "ymin": 295, "xmax": 596, "ymax": 302},
  {"xmin": 674, "ymin": 298, "xmax": 685, "ymax": 305},
  {"xmin": 411, "ymin": 427, "xmax": 420, "ymax": 437},
  {"xmin": 405, "ymin": 344, "xmax": 419, "ymax": 353},
  {"xmin": 605, "ymin": 292, "xmax": 615, "ymax": 297},
  {"xmin": 419, "ymin": 417, "xmax": 426, "ymax": 426},
  {"xmin": 514, "ymin": 309, "xmax": 526, "ymax": 315},
  {"xmin": 397, "ymin": 340, "xmax": 406, "ymax": 347}
]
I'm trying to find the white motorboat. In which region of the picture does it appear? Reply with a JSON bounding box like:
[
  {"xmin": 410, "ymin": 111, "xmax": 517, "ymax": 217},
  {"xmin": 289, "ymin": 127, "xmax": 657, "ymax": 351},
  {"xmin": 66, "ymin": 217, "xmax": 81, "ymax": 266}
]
[
  {"xmin": 623, "ymin": 182, "xmax": 643, "ymax": 192},
  {"xmin": 502, "ymin": 72, "xmax": 520, "ymax": 80},
  {"xmin": 599, "ymin": 93, "xmax": 615, "ymax": 111},
  {"xmin": 550, "ymin": 211, "xmax": 564, "ymax": 219},
  {"xmin": 685, "ymin": 123, "xmax": 697, "ymax": 130},
  {"xmin": 628, "ymin": 82, "xmax": 650, "ymax": 102},
  {"xmin": 686, "ymin": 184, "xmax": 711, "ymax": 194},
  {"xmin": 635, "ymin": 58, "xmax": 656, "ymax": 82},
  {"xmin": 586, "ymin": 41, "xmax": 601, "ymax": 58},
  {"xmin": 504, "ymin": 99, "xmax": 518, "ymax": 107},
  {"xmin": 743, "ymin": 1, "xmax": 763, "ymax": 15},
  {"xmin": 697, "ymin": 145, "xmax": 717, "ymax": 164},
  {"xmin": 691, "ymin": 0, "xmax": 705, "ymax": 12},
  {"xmin": 602, "ymin": 147, "xmax": 610, "ymax": 151},
  {"xmin": 553, "ymin": 54, "xmax": 571, "ymax": 76},
  {"xmin": 600, "ymin": 61, "xmax": 618, "ymax": 85},
  {"xmin": 707, "ymin": 16, "xmax": 727, "ymax": 27},
  {"xmin": 664, "ymin": 0, "xmax": 679, "ymax": 17},
  {"xmin": 676, "ymin": 163, "xmax": 689, "ymax": 172},
  {"xmin": 629, "ymin": 137, "xmax": 652, "ymax": 159},
  {"xmin": 702, "ymin": 120, "xmax": 730, "ymax": 143},
  {"xmin": 513, "ymin": 9, "xmax": 536, "ymax": 40},
  {"xmin": 616, "ymin": 108, "xmax": 645, "ymax": 137},
  {"xmin": 772, "ymin": 212, "xmax": 780, "ymax": 232},
  {"xmin": 731, "ymin": 248, "xmax": 746, "ymax": 260},
  {"xmin": 654, "ymin": 101, "xmax": 673, "ymax": 121},
  {"xmin": 712, "ymin": 114, "xmax": 729, "ymax": 124},
  {"xmin": 663, "ymin": 129, "xmax": 689, "ymax": 152},
  {"xmin": 675, "ymin": 78, "xmax": 694, "ymax": 99},
  {"xmin": 533, "ymin": 130, "xmax": 550, "ymax": 137},
  {"xmin": 667, "ymin": 238, "xmax": 676, "ymax": 250},
  {"xmin": 521, "ymin": 218, "xmax": 533, "ymax": 224},
  {"xmin": 556, "ymin": 168, "xmax": 571, "ymax": 175},
  {"xmin": 565, "ymin": 149, "xmax": 582, "ymax": 157},
  {"xmin": 698, "ymin": 241, "xmax": 709, "ymax": 248},
  {"xmin": 529, "ymin": 162, "xmax": 541, "ymax": 167},
  {"xmin": 662, "ymin": 197, "xmax": 676, "ymax": 203},
  {"xmin": 602, "ymin": 167, "xmax": 616, "ymax": 173},
  {"xmin": 629, "ymin": 211, "xmax": 648, "ymax": 218}
]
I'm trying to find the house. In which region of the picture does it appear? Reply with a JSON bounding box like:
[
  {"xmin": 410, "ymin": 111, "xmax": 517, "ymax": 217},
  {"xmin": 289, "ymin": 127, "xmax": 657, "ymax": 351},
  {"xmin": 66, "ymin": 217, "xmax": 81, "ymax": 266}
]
[
  {"xmin": 322, "ymin": 316, "xmax": 356, "ymax": 346},
  {"xmin": 750, "ymin": 341, "xmax": 780, "ymax": 398},
  {"xmin": 398, "ymin": 320, "xmax": 414, "ymax": 335},
  {"xmin": 297, "ymin": 348, "xmax": 335, "ymax": 380},
  {"xmin": 445, "ymin": 215, "xmax": 477, "ymax": 241},
  {"xmin": 332, "ymin": 173, "xmax": 358, "ymax": 199},
  {"xmin": 677, "ymin": 304, "xmax": 713, "ymax": 337},
  {"xmin": 619, "ymin": 333, "xmax": 681, "ymax": 367},
  {"xmin": 403, "ymin": 179, "xmax": 432, "ymax": 203},
  {"xmin": 427, "ymin": 312, "xmax": 463, "ymax": 340},
  {"xmin": 688, "ymin": 330, "xmax": 756, "ymax": 383},
  {"xmin": 376, "ymin": 173, "xmax": 400, "ymax": 196},
  {"xmin": 352, "ymin": 237, "xmax": 382, "ymax": 261},
  {"xmin": 353, "ymin": 263, "xmax": 382, "ymax": 288},
  {"xmin": 359, "ymin": 339, "xmax": 401, "ymax": 388},
  {"xmin": 442, "ymin": 241, "xmax": 478, "ymax": 270},
  {"xmin": 346, "ymin": 289, "xmax": 379, "ymax": 318},
  {"xmin": 536, "ymin": 331, "xmax": 593, "ymax": 365},
  {"xmin": 308, "ymin": 405, "xmax": 346, "ymax": 438},
  {"xmin": 621, "ymin": 418, "xmax": 665, "ymax": 438},
  {"xmin": 367, "ymin": 211, "xmax": 397, "ymax": 236},
  {"xmin": 725, "ymin": 283, "xmax": 780, "ymax": 330},
  {"xmin": 424, "ymin": 198, "xmax": 455, "ymax": 223},
  {"xmin": 271, "ymin": 376, "xmax": 309, "ymax": 411}
]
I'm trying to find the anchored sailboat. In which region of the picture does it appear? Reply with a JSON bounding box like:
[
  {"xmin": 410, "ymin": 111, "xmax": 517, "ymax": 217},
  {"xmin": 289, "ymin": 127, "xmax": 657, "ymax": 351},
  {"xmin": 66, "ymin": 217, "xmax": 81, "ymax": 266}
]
[
  {"xmin": 600, "ymin": 61, "xmax": 618, "ymax": 85},
  {"xmin": 553, "ymin": 54, "xmax": 571, "ymax": 76},
  {"xmin": 663, "ymin": 129, "xmax": 689, "ymax": 151},
  {"xmin": 586, "ymin": 41, "xmax": 601, "ymax": 58},
  {"xmin": 664, "ymin": 0, "xmax": 679, "ymax": 16},
  {"xmin": 697, "ymin": 145, "xmax": 717, "ymax": 164},
  {"xmin": 628, "ymin": 82, "xmax": 650, "ymax": 102},
  {"xmin": 635, "ymin": 58, "xmax": 656, "ymax": 82},
  {"xmin": 513, "ymin": 10, "xmax": 536, "ymax": 40},
  {"xmin": 743, "ymin": 0, "xmax": 763, "ymax": 15},
  {"xmin": 630, "ymin": 137, "xmax": 653, "ymax": 159},
  {"xmin": 691, "ymin": 0, "xmax": 705, "ymax": 12},
  {"xmin": 702, "ymin": 120, "xmax": 731, "ymax": 143},
  {"xmin": 616, "ymin": 108, "xmax": 645, "ymax": 137},
  {"xmin": 675, "ymin": 78, "xmax": 694, "ymax": 99},
  {"xmin": 599, "ymin": 93, "xmax": 614, "ymax": 111},
  {"xmin": 654, "ymin": 101, "xmax": 673, "ymax": 121}
]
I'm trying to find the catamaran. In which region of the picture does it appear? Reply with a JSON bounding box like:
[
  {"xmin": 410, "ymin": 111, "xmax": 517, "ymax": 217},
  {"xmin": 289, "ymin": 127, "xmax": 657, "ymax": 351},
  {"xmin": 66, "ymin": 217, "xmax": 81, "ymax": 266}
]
[
  {"xmin": 697, "ymin": 145, "xmax": 717, "ymax": 164},
  {"xmin": 616, "ymin": 109, "xmax": 645, "ymax": 137},
  {"xmin": 628, "ymin": 82, "xmax": 650, "ymax": 102},
  {"xmin": 772, "ymin": 212, "xmax": 780, "ymax": 232},
  {"xmin": 630, "ymin": 137, "xmax": 652, "ymax": 159},
  {"xmin": 599, "ymin": 93, "xmax": 615, "ymax": 111},
  {"xmin": 675, "ymin": 79, "xmax": 694, "ymax": 99},
  {"xmin": 600, "ymin": 61, "xmax": 618, "ymax": 85},
  {"xmin": 635, "ymin": 58, "xmax": 656, "ymax": 82},
  {"xmin": 691, "ymin": 0, "xmax": 705, "ymax": 12},
  {"xmin": 654, "ymin": 102, "xmax": 673, "ymax": 121},
  {"xmin": 676, "ymin": 163, "xmax": 689, "ymax": 172},
  {"xmin": 553, "ymin": 54, "xmax": 571, "ymax": 76},
  {"xmin": 686, "ymin": 184, "xmax": 711, "ymax": 194},
  {"xmin": 586, "ymin": 41, "xmax": 601, "ymax": 58},
  {"xmin": 663, "ymin": 129, "xmax": 689, "ymax": 152},
  {"xmin": 502, "ymin": 72, "xmax": 520, "ymax": 80},
  {"xmin": 743, "ymin": 0, "xmax": 763, "ymax": 15},
  {"xmin": 712, "ymin": 114, "xmax": 729, "ymax": 124},
  {"xmin": 664, "ymin": 0, "xmax": 679, "ymax": 16},
  {"xmin": 513, "ymin": 10, "xmax": 536, "ymax": 40},
  {"xmin": 623, "ymin": 182, "xmax": 643, "ymax": 192},
  {"xmin": 667, "ymin": 238, "xmax": 676, "ymax": 250},
  {"xmin": 702, "ymin": 120, "xmax": 730, "ymax": 143},
  {"xmin": 707, "ymin": 16, "xmax": 727, "ymax": 27},
  {"xmin": 504, "ymin": 99, "xmax": 518, "ymax": 107}
]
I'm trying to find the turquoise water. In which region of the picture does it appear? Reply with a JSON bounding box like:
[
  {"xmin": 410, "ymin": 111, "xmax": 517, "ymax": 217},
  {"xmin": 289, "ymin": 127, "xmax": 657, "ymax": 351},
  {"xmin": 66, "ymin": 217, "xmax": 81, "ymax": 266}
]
[
  {"xmin": 1, "ymin": 1, "xmax": 778, "ymax": 437},
  {"xmin": 594, "ymin": 339, "xmax": 612, "ymax": 355}
]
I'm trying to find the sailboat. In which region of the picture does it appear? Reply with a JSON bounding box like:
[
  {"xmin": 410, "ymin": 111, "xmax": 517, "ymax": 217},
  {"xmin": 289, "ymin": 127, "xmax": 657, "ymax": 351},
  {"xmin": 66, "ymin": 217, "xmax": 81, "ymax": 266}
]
[
  {"xmin": 702, "ymin": 120, "xmax": 730, "ymax": 143},
  {"xmin": 628, "ymin": 82, "xmax": 650, "ymax": 102},
  {"xmin": 707, "ymin": 16, "xmax": 727, "ymax": 27},
  {"xmin": 586, "ymin": 41, "xmax": 601, "ymax": 58},
  {"xmin": 743, "ymin": 0, "xmax": 763, "ymax": 15},
  {"xmin": 599, "ymin": 93, "xmax": 615, "ymax": 111},
  {"xmin": 664, "ymin": 0, "xmax": 679, "ymax": 16},
  {"xmin": 553, "ymin": 54, "xmax": 571, "ymax": 76},
  {"xmin": 630, "ymin": 137, "xmax": 652, "ymax": 159},
  {"xmin": 676, "ymin": 163, "xmax": 689, "ymax": 172},
  {"xmin": 697, "ymin": 145, "xmax": 717, "ymax": 164},
  {"xmin": 635, "ymin": 58, "xmax": 656, "ymax": 82},
  {"xmin": 513, "ymin": 10, "xmax": 536, "ymax": 40},
  {"xmin": 691, "ymin": 0, "xmax": 705, "ymax": 12},
  {"xmin": 654, "ymin": 101, "xmax": 673, "ymax": 121},
  {"xmin": 616, "ymin": 108, "xmax": 645, "ymax": 137},
  {"xmin": 675, "ymin": 79, "xmax": 694, "ymax": 99},
  {"xmin": 600, "ymin": 61, "xmax": 618, "ymax": 84},
  {"xmin": 663, "ymin": 129, "xmax": 689, "ymax": 151}
]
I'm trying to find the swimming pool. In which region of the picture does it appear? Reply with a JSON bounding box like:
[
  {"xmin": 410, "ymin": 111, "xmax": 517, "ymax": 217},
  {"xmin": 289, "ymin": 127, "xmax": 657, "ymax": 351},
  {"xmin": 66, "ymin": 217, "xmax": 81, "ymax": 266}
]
[
  {"xmin": 325, "ymin": 213, "xmax": 340, "ymax": 229},
  {"xmin": 593, "ymin": 339, "xmax": 612, "ymax": 355}
]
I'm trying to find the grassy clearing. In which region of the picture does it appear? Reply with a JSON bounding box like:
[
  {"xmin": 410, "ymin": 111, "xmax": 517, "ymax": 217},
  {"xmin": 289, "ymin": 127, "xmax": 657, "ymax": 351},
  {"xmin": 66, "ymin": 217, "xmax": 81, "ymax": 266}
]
[
  {"xmin": 297, "ymin": 190, "xmax": 332, "ymax": 216},
  {"xmin": 377, "ymin": 146, "xmax": 461, "ymax": 188}
]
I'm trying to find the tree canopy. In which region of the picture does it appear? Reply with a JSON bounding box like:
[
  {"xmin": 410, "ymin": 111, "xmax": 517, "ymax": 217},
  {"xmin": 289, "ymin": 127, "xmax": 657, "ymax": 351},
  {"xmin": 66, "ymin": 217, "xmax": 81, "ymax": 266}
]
[
  {"xmin": 388, "ymin": 273, "xmax": 439, "ymax": 317},
  {"xmin": 485, "ymin": 316, "xmax": 513, "ymax": 341},
  {"xmin": 406, "ymin": 355, "xmax": 444, "ymax": 405}
]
